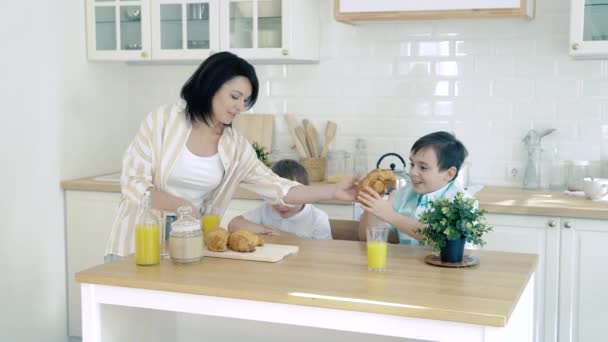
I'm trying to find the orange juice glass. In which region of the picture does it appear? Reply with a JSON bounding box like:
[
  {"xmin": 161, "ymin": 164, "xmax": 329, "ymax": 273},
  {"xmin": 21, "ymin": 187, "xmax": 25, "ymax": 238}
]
[
  {"xmin": 366, "ymin": 227, "xmax": 389, "ymax": 271},
  {"xmin": 201, "ymin": 206, "xmax": 220, "ymax": 235}
]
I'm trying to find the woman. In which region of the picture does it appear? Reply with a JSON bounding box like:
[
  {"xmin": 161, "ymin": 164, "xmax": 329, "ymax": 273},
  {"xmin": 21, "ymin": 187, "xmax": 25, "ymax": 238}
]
[{"xmin": 106, "ymin": 52, "xmax": 357, "ymax": 257}]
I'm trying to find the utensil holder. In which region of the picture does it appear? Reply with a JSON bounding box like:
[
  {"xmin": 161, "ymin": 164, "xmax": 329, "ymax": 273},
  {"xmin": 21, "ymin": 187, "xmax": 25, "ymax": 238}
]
[{"xmin": 300, "ymin": 157, "xmax": 326, "ymax": 182}]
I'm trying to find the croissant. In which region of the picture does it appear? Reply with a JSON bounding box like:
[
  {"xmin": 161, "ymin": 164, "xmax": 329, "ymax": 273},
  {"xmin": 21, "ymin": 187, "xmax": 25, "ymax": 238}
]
[
  {"xmin": 204, "ymin": 227, "xmax": 229, "ymax": 252},
  {"xmin": 228, "ymin": 230, "xmax": 264, "ymax": 253},
  {"xmin": 359, "ymin": 169, "xmax": 396, "ymax": 195}
]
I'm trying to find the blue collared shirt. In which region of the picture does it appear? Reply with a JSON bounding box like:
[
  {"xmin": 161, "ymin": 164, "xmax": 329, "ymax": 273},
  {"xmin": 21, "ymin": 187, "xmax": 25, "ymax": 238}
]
[{"xmin": 388, "ymin": 180, "xmax": 468, "ymax": 245}]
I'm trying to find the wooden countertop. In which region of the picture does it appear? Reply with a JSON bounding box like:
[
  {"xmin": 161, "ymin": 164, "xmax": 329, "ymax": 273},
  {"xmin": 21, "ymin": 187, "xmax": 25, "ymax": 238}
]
[
  {"xmin": 76, "ymin": 236, "xmax": 537, "ymax": 327},
  {"xmin": 476, "ymin": 185, "xmax": 608, "ymax": 220},
  {"xmin": 60, "ymin": 173, "xmax": 351, "ymax": 205},
  {"xmin": 62, "ymin": 174, "xmax": 608, "ymax": 219}
]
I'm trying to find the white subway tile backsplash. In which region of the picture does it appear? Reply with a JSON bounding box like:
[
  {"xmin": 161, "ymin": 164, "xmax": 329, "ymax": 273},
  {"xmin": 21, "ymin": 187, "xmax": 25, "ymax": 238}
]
[
  {"xmin": 555, "ymin": 101, "xmax": 602, "ymax": 120},
  {"xmin": 475, "ymin": 56, "xmax": 515, "ymax": 78},
  {"xmin": 493, "ymin": 39, "xmax": 536, "ymax": 56},
  {"xmin": 582, "ymin": 80, "xmax": 608, "ymax": 99},
  {"xmin": 535, "ymin": 79, "xmax": 579, "ymax": 99},
  {"xmin": 397, "ymin": 61, "xmax": 432, "ymax": 77},
  {"xmin": 455, "ymin": 40, "xmax": 491, "ymax": 57},
  {"xmin": 414, "ymin": 41, "xmax": 450, "ymax": 57},
  {"xmin": 514, "ymin": 56, "xmax": 557, "ymax": 78},
  {"xmin": 126, "ymin": 0, "xmax": 605, "ymax": 185},
  {"xmin": 454, "ymin": 80, "xmax": 491, "ymax": 97},
  {"xmin": 512, "ymin": 100, "xmax": 556, "ymax": 120},
  {"xmin": 492, "ymin": 80, "xmax": 535, "ymax": 99}
]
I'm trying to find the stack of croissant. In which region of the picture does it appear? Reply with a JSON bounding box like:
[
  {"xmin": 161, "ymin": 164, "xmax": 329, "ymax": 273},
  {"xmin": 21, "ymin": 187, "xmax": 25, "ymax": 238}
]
[{"xmin": 204, "ymin": 228, "xmax": 264, "ymax": 253}]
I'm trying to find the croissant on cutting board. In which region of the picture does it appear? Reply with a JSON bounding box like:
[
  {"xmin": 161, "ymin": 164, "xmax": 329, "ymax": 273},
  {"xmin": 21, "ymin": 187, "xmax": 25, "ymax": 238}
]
[
  {"xmin": 204, "ymin": 227, "xmax": 229, "ymax": 252},
  {"xmin": 358, "ymin": 169, "xmax": 396, "ymax": 195},
  {"xmin": 227, "ymin": 230, "xmax": 264, "ymax": 253},
  {"xmin": 204, "ymin": 228, "xmax": 264, "ymax": 253}
]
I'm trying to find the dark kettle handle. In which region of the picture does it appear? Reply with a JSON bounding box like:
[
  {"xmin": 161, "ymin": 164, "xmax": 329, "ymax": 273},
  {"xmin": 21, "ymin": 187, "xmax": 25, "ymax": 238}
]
[{"xmin": 376, "ymin": 153, "xmax": 407, "ymax": 170}]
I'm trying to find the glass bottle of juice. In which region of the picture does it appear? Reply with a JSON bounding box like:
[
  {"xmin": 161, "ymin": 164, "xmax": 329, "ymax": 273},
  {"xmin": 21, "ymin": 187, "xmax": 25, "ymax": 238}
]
[{"xmin": 135, "ymin": 191, "xmax": 161, "ymax": 265}]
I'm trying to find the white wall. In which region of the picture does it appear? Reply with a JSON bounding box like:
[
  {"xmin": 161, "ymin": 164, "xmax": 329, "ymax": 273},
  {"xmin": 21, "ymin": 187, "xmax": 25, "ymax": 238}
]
[
  {"xmin": 0, "ymin": 1, "xmax": 129, "ymax": 341},
  {"xmin": 127, "ymin": 0, "xmax": 608, "ymax": 186}
]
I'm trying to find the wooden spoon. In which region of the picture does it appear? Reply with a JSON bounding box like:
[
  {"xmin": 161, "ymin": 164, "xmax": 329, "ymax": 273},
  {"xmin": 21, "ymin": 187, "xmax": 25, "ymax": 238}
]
[
  {"xmin": 321, "ymin": 121, "xmax": 337, "ymax": 158},
  {"xmin": 295, "ymin": 126, "xmax": 311, "ymax": 158}
]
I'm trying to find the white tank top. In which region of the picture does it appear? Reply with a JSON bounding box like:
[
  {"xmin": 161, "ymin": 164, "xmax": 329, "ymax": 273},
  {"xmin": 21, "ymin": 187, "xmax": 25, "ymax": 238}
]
[{"xmin": 166, "ymin": 146, "xmax": 224, "ymax": 212}]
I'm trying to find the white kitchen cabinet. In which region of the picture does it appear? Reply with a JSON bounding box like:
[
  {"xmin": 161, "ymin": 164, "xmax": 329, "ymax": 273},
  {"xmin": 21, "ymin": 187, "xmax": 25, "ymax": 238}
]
[
  {"xmin": 86, "ymin": 0, "xmax": 319, "ymax": 62},
  {"xmin": 86, "ymin": 0, "xmax": 152, "ymax": 61},
  {"xmin": 484, "ymin": 213, "xmax": 608, "ymax": 342},
  {"xmin": 558, "ymin": 217, "xmax": 608, "ymax": 342},
  {"xmin": 484, "ymin": 213, "xmax": 560, "ymax": 342},
  {"xmin": 334, "ymin": 0, "xmax": 534, "ymax": 22},
  {"xmin": 150, "ymin": 0, "xmax": 220, "ymax": 60},
  {"xmin": 569, "ymin": 0, "xmax": 608, "ymax": 58},
  {"xmin": 65, "ymin": 190, "xmax": 121, "ymax": 338}
]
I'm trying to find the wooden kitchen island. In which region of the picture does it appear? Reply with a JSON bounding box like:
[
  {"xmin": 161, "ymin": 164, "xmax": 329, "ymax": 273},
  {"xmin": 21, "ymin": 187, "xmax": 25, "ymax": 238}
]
[{"xmin": 76, "ymin": 236, "xmax": 537, "ymax": 342}]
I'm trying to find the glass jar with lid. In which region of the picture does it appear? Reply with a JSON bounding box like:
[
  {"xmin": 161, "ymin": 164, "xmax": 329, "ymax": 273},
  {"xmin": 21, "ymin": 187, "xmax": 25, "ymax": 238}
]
[
  {"xmin": 170, "ymin": 206, "xmax": 203, "ymax": 264},
  {"xmin": 566, "ymin": 160, "xmax": 590, "ymax": 191},
  {"xmin": 326, "ymin": 150, "xmax": 350, "ymax": 183}
]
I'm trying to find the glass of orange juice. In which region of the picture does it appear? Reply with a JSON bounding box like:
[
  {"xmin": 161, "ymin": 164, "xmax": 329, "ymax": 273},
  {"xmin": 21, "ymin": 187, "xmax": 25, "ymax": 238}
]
[
  {"xmin": 367, "ymin": 226, "xmax": 389, "ymax": 271},
  {"xmin": 201, "ymin": 206, "xmax": 220, "ymax": 235}
]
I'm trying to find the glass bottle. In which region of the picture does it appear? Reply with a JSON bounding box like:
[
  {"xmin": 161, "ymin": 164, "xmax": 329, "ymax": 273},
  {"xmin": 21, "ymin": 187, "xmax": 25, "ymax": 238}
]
[
  {"xmin": 523, "ymin": 145, "xmax": 542, "ymax": 189},
  {"xmin": 353, "ymin": 138, "xmax": 368, "ymax": 177},
  {"xmin": 170, "ymin": 206, "xmax": 203, "ymax": 264},
  {"xmin": 135, "ymin": 191, "xmax": 161, "ymax": 266}
]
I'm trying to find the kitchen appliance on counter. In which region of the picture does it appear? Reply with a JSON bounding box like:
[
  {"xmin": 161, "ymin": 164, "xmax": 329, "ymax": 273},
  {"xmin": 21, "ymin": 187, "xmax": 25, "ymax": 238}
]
[{"xmin": 376, "ymin": 152, "xmax": 408, "ymax": 192}]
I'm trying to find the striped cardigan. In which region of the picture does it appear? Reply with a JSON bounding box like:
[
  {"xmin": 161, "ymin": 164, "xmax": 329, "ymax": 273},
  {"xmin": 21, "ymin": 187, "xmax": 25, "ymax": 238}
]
[{"xmin": 106, "ymin": 101, "xmax": 299, "ymax": 256}]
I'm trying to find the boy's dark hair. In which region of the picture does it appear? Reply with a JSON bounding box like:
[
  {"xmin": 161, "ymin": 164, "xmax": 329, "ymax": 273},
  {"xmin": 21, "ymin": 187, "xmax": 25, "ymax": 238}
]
[
  {"xmin": 271, "ymin": 159, "xmax": 309, "ymax": 186},
  {"xmin": 180, "ymin": 51, "xmax": 259, "ymax": 126},
  {"xmin": 411, "ymin": 131, "xmax": 468, "ymax": 178}
]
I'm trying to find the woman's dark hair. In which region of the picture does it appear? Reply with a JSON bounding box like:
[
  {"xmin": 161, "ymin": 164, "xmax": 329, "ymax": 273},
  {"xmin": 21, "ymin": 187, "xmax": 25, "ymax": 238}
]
[
  {"xmin": 180, "ymin": 52, "xmax": 259, "ymax": 125},
  {"xmin": 271, "ymin": 159, "xmax": 309, "ymax": 186},
  {"xmin": 411, "ymin": 131, "xmax": 468, "ymax": 177}
]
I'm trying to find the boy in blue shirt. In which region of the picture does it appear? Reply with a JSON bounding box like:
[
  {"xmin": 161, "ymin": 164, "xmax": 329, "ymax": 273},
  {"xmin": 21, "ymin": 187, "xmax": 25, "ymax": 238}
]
[{"xmin": 358, "ymin": 131, "xmax": 469, "ymax": 244}]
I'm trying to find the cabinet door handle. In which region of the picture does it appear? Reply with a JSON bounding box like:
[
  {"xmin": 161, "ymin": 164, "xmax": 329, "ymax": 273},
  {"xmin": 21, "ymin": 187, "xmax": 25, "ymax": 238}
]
[
  {"xmin": 563, "ymin": 221, "xmax": 573, "ymax": 229},
  {"xmin": 281, "ymin": 49, "xmax": 289, "ymax": 56},
  {"xmin": 571, "ymin": 43, "xmax": 580, "ymax": 51},
  {"xmin": 140, "ymin": 51, "xmax": 148, "ymax": 58},
  {"xmin": 547, "ymin": 220, "xmax": 557, "ymax": 228},
  {"xmin": 209, "ymin": 50, "xmax": 215, "ymax": 56}
]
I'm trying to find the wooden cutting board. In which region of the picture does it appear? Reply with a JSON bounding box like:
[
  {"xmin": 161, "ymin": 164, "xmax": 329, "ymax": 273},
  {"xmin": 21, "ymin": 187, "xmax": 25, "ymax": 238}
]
[
  {"xmin": 233, "ymin": 114, "xmax": 274, "ymax": 151},
  {"xmin": 202, "ymin": 243, "xmax": 299, "ymax": 263}
]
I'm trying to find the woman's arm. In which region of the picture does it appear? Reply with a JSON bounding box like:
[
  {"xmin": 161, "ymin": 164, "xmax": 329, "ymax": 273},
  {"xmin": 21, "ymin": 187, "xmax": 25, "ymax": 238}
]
[
  {"xmin": 284, "ymin": 176, "xmax": 358, "ymax": 204},
  {"xmin": 227, "ymin": 215, "xmax": 277, "ymax": 235},
  {"xmin": 358, "ymin": 188, "xmax": 426, "ymax": 242},
  {"xmin": 150, "ymin": 190, "xmax": 200, "ymax": 219}
]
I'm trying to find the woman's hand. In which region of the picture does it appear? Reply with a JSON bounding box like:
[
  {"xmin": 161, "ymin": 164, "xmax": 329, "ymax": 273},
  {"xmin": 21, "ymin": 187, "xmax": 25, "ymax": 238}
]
[
  {"xmin": 332, "ymin": 175, "xmax": 359, "ymax": 201},
  {"xmin": 357, "ymin": 187, "xmax": 394, "ymax": 222}
]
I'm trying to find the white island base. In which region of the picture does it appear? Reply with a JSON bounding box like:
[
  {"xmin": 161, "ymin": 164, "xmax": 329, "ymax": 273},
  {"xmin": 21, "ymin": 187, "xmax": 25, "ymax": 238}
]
[{"xmin": 81, "ymin": 276, "xmax": 533, "ymax": 342}]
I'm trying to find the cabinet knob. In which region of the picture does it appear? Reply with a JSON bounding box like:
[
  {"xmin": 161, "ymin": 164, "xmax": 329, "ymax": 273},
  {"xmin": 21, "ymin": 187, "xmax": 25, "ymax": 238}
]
[
  {"xmin": 209, "ymin": 50, "xmax": 215, "ymax": 56},
  {"xmin": 563, "ymin": 221, "xmax": 573, "ymax": 229},
  {"xmin": 571, "ymin": 43, "xmax": 580, "ymax": 51},
  {"xmin": 547, "ymin": 220, "xmax": 557, "ymax": 228},
  {"xmin": 281, "ymin": 49, "xmax": 288, "ymax": 56},
  {"xmin": 140, "ymin": 51, "xmax": 148, "ymax": 58}
]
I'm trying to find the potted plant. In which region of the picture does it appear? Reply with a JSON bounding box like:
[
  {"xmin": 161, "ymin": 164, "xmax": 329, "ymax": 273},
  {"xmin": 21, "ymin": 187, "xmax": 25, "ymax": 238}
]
[
  {"xmin": 416, "ymin": 192, "xmax": 492, "ymax": 263},
  {"xmin": 252, "ymin": 142, "xmax": 271, "ymax": 167}
]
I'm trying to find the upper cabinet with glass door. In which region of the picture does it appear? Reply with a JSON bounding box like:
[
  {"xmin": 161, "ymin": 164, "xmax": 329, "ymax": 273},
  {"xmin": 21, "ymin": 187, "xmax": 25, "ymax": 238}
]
[
  {"xmin": 219, "ymin": 0, "xmax": 319, "ymax": 62},
  {"xmin": 150, "ymin": 0, "xmax": 219, "ymax": 60},
  {"xmin": 86, "ymin": 0, "xmax": 151, "ymax": 61},
  {"xmin": 570, "ymin": 0, "xmax": 608, "ymax": 58},
  {"xmin": 85, "ymin": 0, "xmax": 319, "ymax": 62}
]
